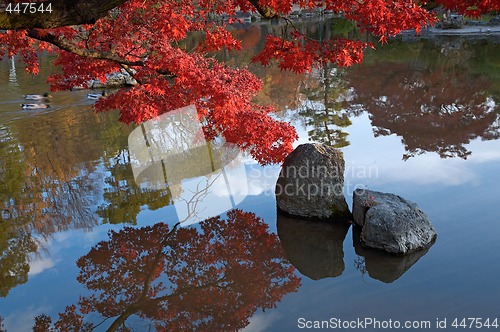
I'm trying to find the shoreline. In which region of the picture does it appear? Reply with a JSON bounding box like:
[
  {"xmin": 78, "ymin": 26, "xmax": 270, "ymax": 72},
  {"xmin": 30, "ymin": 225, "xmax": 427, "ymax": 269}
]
[{"xmin": 401, "ymin": 25, "xmax": 500, "ymax": 37}]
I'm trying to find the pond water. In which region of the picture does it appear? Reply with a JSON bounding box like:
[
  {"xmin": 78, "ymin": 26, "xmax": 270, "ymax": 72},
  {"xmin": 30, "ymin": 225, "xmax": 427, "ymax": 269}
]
[{"xmin": 0, "ymin": 20, "xmax": 499, "ymax": 331}]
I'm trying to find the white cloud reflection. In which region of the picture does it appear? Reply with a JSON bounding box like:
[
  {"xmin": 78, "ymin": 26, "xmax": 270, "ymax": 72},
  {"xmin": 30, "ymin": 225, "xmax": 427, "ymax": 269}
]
[
  {"xmin": 241, "ymin": 312, "xmax": 282, "ymax": 332},
  {"xmin": 28, "ymin": 257, "xmax": 56, "ymax": 276}
]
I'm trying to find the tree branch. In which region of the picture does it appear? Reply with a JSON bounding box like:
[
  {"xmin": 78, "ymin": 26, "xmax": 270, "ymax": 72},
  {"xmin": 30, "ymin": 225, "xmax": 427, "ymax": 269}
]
[
  {"xmin": 0, "ymin": 0, "xmax": 128, "ymax": 30},
  {"xmin": 26, "ymin": 29, "xmax": 145, "ymax": 66},
  {"xmin": 246, "ymin": 0, "xmax": 280, "ymax": 19},
  {"xmin": 25, "ymin": 29, "xmax": 178, "ymax": 80}
]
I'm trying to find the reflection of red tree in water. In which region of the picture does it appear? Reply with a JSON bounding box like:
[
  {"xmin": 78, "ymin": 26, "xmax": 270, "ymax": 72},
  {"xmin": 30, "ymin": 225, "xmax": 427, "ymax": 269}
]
[
  {"xmin": 34, "ymin": 210, "xmax": 300, "ymax": 331},
  {"xmin": 348, "ymin": 61, "xmax": 499, "ymax": 159},
  {"xmin": 232, "ymin": 26, "xmax": 262, "ymax": 52}
]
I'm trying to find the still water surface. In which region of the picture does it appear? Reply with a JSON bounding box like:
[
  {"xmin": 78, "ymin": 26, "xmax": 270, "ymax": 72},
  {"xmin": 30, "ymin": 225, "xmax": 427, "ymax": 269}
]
[{"xmin": 0, "ymin": 22, "xmax": 499, "ymax": 331}]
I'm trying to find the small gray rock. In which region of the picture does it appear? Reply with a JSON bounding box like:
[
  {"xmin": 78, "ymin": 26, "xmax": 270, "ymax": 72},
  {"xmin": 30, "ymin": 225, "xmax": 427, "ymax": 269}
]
[
  {"xmin": 352, "ymin": 189, "xmax": 436, "ymax": 254},
  {"xmin": 276, "ymin": 143, "xmax": 350, "ymax": 220}
]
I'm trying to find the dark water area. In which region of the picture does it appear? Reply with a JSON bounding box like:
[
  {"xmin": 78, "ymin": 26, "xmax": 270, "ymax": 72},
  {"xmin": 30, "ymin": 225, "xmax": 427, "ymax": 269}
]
[{"xmin": 0, "ymin": 19, "xmax": 499, "ymax": 331}]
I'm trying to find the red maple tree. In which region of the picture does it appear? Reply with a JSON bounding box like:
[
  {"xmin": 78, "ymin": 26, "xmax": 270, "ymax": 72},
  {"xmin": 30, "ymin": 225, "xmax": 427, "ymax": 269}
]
[{"xmin": 1, "ymin": 0, "xmax": 498, "ymax": 163}]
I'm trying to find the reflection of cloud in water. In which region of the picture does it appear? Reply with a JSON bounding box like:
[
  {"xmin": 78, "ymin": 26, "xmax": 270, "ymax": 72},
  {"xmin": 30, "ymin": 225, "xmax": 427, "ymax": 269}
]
[
  {"xmin": 382, "ymin": 156, "xmax": 476, "ymax": 186},
  {"xmin": 464, "ymin": 138, "xmax": 500, "ymax": 163},
  {"xmin": 207, "ymin": 162, "xmax": 280, "ymax": 199},
  {"xmin": 28, "ymin": 257, "xmax": 56, "ymax": 276},
  {"xmin": 211, "ymin": 159, "xmax": 249, "ymax": 198},
  {"xmin": 245, "ymin": 164, "xmax": 281, "ymax": 196},
  {"xmin": 172, "ymin": 165, "xmax": 247, "ymax": 226},
  {"xmin": 27, "ymin": 236, "xmax": 55, "ymax": 276},
  {"xmin": 4, "ymin": 306, "xmax": 51, "ymax": 332},
  {"xmin": 241, "ymin": 312, "xmax": 282, "ymax": 332},
  {"xmin": 343, "ymin": 114, "xmax": 500, "ymax": 187}
]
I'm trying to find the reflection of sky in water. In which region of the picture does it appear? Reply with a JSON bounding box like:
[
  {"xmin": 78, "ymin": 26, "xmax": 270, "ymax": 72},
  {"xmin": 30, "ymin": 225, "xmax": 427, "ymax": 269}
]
[
  {"xmin": 173, "ymin": 158, "xmax": 248, "ymax": 226},
  {"xmin": 128, "ymin": 105, "xmax": 252, "ymax": 226},
  {"xmin": 1, "ymin": 106, "xmax": 500, "ymax": 331},
  {"xmin": 1, "ymin": 48, "xmax": 500, "ymax": 330},
  {"xmin": 251, "ymin": 115, "xmax": 500, "ymax": 331}
]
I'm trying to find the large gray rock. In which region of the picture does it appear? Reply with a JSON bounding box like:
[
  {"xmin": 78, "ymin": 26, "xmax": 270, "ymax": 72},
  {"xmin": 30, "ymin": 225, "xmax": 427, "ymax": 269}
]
[
  {"xmin": 277, "ymin": 213, "xmax": 350, "ymax": 280},
  {"xmin": 352, "ymin": 189, "xmax": 436, "ymax": 254},
  {"xmin": 276, "ymin": 143, "xmax": 350, "ymax": 220}
]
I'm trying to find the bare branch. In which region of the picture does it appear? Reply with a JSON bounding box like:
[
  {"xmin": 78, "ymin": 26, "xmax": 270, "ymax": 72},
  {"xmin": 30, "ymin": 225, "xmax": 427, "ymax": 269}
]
[
  {"xmin": 24, "ymin": 29, "xmax": 178, "ymax": 80},
  {"xmin": 246, "ymin": 0, "xmax": 280, "ymax": 19},
  {"xmin": 26, "ymin": 29, "xmax": 145, "ymax": 66}
]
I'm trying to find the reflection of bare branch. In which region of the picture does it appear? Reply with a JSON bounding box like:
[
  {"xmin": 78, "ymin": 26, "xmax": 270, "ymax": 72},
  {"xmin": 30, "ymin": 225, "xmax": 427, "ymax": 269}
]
[
  {"xmin": 353, "ymin": 255, "xmax": 368, "ymax": 283},
  {"xmin": 176, "ymin": 172, "xmax": 222, "ymax": 225}
]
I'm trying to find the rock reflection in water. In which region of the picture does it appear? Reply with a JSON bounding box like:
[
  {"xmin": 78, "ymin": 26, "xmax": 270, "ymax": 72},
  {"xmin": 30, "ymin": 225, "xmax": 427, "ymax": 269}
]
[
  {"xmin": 277, "ymin": 213, "xmax": 351, "ymax": 280},
  {"xmin": 352, "ymin": 226, "xmax": 434, "ymax": 283}
]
